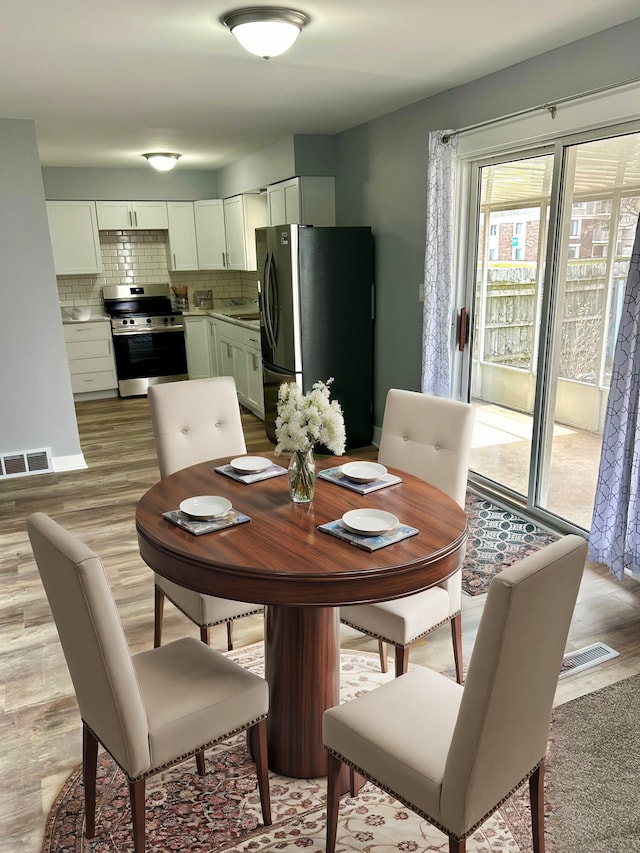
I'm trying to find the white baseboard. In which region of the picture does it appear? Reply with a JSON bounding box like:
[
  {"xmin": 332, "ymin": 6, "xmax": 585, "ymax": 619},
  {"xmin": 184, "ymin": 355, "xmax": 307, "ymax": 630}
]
[{"xmin": 52, "ymin": 453, "xmax": 87, "ymax": 473}]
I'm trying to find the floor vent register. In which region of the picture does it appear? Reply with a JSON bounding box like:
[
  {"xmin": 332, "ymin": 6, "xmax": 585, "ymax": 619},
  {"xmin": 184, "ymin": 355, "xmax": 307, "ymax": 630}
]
[{"xmin": 559, "ymin": 641, "xmax": 619, "ymax": 678}]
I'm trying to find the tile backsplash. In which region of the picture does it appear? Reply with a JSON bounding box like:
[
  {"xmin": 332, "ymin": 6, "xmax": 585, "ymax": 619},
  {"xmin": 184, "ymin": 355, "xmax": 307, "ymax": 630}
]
[{"xmin": 56, "ymin": 230, "xmax": 258, "ymax": 311}]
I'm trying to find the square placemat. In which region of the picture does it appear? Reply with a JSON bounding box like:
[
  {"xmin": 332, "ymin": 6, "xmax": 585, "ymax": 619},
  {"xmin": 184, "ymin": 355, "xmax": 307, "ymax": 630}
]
[
  {"xmin": 318, "ymin": 519, "xmax": 418, "ymax": 551},
  {"xmin": 318, "ymin": 466, "xmax": 402, "ymax": 494},
  {"xmin": 163, "ymin": 509, "xmax": 251, "ymax": 535}
]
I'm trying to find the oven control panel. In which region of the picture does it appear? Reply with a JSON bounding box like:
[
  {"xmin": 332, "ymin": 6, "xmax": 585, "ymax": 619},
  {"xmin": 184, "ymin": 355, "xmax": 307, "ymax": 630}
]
[{"xmin": 111, "ymin": 315, "xmax": 184, "ymax": 333}]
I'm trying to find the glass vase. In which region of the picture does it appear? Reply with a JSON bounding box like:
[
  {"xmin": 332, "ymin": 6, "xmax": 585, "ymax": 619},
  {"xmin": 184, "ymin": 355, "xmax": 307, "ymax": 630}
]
[{"xmin": 288, "ymin": 449, "xmax": 316, "ymax": 503}]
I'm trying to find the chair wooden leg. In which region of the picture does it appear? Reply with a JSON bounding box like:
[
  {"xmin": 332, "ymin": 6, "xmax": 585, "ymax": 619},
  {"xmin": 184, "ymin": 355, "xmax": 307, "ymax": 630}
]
[
  {"xmin": 249, "ymin": 719, "xmax": 272, "ymax": 826},
  {"xmin": 226, "ymin": 619, "xmax": 234, "ymax": 651},
  {"xmin": 200, "ymin": 626, "xmax": 211, "ymax": 645},
  {"xmin": 529, "ymin": 761, "xmax": 546, "ymax": 853},
  {"xmin": 129, "ymin": 778, "xmax": 146, "ymax": 853},
  {"xmin": 394, "ymin": 644, "xmax": 410, "ymax": 677},
  {"xmin": 350, "ymin": 767, "xmax": 366, "ymax": 797},
  {"xmin": 451, "ymin": 612, "xmax": 464, "ymax": 684},
  {"xmin": 449, "ymin": 837, "xmax": 466, "ymax": 852},
  {"xmin": 326, "ymin": 752, "xmax": 343, "ymax": 853},
  {"xmin": 82, "ymin": 722, "xmax": 98, "ymax": 839},
  {"xmin": 153, "ymin": 585, "xmax": 164, "ymax": 648},
  {"xmin": 195, "ymin": 749, "xmax": 206, "ymax": 776},
  {"xmin": 378, "ymin": 639, "xmax": 388, "ymax": 673}
]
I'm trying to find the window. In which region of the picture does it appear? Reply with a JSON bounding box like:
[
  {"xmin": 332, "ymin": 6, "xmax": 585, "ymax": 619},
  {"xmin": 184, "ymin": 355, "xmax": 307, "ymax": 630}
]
[
  {"xmin": 514, "ymin": 222, "xmax": 523, "ymax": 235},
  {"xmin": 490, "ymin": 224, "xmax": 497, "ymax": 236},
  {"xmin": 570, "ymin": 219, "xmax": 581, "ymax": 237},
  {"xmin": 513, "ymin": 247, "xmax": 524, "ymax": 260}
]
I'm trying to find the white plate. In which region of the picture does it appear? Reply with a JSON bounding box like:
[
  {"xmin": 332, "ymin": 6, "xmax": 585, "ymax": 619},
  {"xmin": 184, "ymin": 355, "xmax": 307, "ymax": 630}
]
[
  {"xmin": 179, "ymin": 496, "xmax": 232, "ymax": 520},
  {"xmin": 342, "ymin": 508, "xmax": 399, "ymax": 536},
  {"xmin": 341, "ymin": 461, "xmax": 388, "ymax": 484},
  {"xmin": 230, "ymin": 456, "xmax": 272, "ymax": 475}
]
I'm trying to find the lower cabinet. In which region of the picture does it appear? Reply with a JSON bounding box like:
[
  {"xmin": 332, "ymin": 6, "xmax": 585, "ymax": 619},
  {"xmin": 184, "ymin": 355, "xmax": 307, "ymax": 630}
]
[
  {"xmin": 184, "ymin": 316, "xmax": 264, "ymax": 418},
  {"xmin": 216, "ymin": 322, "xmax": 264, "ymax": 419},
  {"xmin": 184, "ymin": 316, "xmax": 214, "ymax": 379},
  {"xmin": 63, "ymin": 320, "xmax": 117, "ymax": 396}
]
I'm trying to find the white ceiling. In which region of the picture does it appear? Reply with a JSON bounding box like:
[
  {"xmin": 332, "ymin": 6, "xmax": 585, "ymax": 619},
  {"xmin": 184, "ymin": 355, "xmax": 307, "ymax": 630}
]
[{"xmin": 2, "ymin": 0, "xmax": 638, "ymax": 170}]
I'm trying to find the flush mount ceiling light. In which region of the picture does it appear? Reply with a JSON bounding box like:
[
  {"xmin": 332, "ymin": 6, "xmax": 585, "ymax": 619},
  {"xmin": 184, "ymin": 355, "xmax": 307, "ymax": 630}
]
[
  {"xmin": 221, "ymin": 7, "xmax": 309, "ymax": 59},
  {"xmin": 142, "ymin": 153, "xmax": 181, "ymax": 172}
]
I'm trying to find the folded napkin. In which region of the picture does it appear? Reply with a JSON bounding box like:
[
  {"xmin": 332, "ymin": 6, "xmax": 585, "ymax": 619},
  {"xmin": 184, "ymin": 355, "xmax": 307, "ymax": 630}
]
[
  {"xmin": 215, "ymin": 463, "xmax": 288, "ymax": 484},
  {"xmin": 318, "ymin": 466, "xmax": 402, "ymax": 494},
  {"xmin": 163, "ymin": 508, "xmax": 251, "ymax": 536},
  {"xmin": 318, "ymin": 519, "xmax": 418, "ymax": 551}
]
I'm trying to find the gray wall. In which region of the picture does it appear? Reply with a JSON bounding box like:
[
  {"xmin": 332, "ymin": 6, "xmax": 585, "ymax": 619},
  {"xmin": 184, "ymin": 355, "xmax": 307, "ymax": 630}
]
[
  {"xmin": 0, "ymin": 119, "xmax": 81, "ymax": 462},
  {"xmin": 43, "ymin": 166, "xmax": 219, "ymax": 200},
  {"xmin": 333, "ymin": 17, "xmax": 640, "ymax": 426}
]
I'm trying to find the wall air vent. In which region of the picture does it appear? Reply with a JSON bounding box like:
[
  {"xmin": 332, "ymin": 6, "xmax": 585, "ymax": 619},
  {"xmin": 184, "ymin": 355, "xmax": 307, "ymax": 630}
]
[
  {"xmin": 0, "ymin": 447, "xmax": 53, "ymax": 479},
  {"xmin": 559, "ymin": 642, "xmax": 619, "ymax": 678}
]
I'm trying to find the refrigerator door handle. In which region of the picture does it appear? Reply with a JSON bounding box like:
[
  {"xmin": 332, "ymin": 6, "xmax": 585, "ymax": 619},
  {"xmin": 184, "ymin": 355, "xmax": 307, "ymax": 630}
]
[{"xmin": 264, "ymin": 251, "xmax": 277, "ymax": 352}]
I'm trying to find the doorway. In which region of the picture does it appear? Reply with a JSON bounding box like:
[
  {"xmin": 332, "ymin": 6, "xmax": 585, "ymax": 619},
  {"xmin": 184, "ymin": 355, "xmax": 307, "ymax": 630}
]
[{"xmin": 464, "ymin": 130, "xmax": 640, "ymax": 531}]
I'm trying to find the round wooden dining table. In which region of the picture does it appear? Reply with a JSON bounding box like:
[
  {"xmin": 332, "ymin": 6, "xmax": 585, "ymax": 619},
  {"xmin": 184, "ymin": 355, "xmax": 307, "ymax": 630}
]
[{"xmin": 136, "ymin": 454, "xmax": 467, "ymax": 780}]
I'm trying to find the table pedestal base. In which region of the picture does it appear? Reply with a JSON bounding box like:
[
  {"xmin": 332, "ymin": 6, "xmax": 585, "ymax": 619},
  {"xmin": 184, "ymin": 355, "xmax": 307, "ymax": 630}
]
[{"xmin": 265, "ymin": 605, "xmax": 340, "ymax": 779}]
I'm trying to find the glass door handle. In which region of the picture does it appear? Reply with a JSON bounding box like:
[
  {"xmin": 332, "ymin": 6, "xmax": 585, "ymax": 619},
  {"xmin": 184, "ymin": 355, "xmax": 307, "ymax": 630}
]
[{"xmin": 458, "ymin": 307, "xmax": 469, "ymax": 352}]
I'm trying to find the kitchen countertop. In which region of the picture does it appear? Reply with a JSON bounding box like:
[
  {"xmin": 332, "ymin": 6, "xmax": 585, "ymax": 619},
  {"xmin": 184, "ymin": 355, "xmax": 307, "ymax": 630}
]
[
  {"xmin": 61, "ymin": 314, "xmax": 109, "ymax": 325},
  {"xmin": 183, "ymin": 301, "xmax": 260, "ymax": 330}
]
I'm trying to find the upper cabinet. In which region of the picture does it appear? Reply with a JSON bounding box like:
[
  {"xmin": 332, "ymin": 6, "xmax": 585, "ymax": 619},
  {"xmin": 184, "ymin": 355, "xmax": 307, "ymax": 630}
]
[
  {"xmin": 46, "ymin": 201, "xmax": 103, "ymax": 275},
  {"xmin": 194, "ymin": 199, "xmax": 227, "ymax": 270},
  {"xmin": 223, "ymin": 194, "xmax": 268, "ymax": 270},
  {"xmin": 166, "ymin": 202, "xmax": 199, "ymax": 271},
  {"xmin": 267, "ymin": 177, "xmax": 335, "ymax": 227},
  {"xmin": 96, "ymin": 201, "xmax": 168, "ymax": 230}
]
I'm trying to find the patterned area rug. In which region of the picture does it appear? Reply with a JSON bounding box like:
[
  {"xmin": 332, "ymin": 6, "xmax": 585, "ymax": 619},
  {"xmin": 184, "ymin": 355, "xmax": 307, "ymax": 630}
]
[
  {"xmin": 42, "ymin": 646, "xmax": 529, "ymax": 852},
  {"xmin": 463, "ymin": 492, "xmax": 559, "ymax": 595}
]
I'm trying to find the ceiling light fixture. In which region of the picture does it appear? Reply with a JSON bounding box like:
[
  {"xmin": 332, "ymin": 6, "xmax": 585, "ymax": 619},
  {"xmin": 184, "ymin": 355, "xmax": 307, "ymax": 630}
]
[
  {"xmin": 142, "ymin": 153, "xmax": 181, "ymax": 172},
  {"xmin": 221, "ymin": 7, "xmax": 309, "ymax": 59}
]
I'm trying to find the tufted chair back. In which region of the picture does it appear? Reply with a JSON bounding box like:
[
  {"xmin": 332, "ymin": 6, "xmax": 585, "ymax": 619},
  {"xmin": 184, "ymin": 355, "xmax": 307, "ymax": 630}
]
[
  {"xmin": 27, "ymin": 512, "xmax": 152, "ymax": 779},
  {"xmin": 378, "ymin": 390, "xmax": 474, "ymax": 509},
  {"xmin": 148, "ymin": 376, "xmax": 246, "ymax": 477}
]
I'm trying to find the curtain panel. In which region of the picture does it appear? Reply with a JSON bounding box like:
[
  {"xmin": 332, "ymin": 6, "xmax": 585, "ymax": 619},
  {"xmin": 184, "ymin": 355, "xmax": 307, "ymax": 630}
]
[
  {"xmin": 589, "ymin": 214, "xmax": 640, "ymax": 580},
  {"xmin": 421, "ymin": 130, "xmax": 458, "ymax": 397}
]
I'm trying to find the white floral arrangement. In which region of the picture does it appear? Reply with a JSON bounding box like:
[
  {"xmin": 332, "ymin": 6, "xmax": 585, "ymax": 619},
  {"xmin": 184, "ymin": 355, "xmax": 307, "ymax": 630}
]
[{"xmin": 275, "ymin": 378, "xmax": 346, "ymax": 456}]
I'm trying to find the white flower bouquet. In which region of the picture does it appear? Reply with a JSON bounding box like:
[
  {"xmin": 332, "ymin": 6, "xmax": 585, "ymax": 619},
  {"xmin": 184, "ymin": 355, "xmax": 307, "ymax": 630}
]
[{"xmin": 275, "ymin": 378, "xmax": 346, "ymax": 456}]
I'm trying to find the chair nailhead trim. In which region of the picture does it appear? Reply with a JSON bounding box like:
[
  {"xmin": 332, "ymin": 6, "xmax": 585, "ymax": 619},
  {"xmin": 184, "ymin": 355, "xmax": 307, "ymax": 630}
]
[
  {"xmin": 325, "ymin": 747, "xmax": 543, "ymax": 842},
  {"xmin": 340, "ymin": 611, "xmax": 461, "ymax": 647},
  {"xmin": 84, "ymin": 714, "xmax": 268, "ymax": 784}
]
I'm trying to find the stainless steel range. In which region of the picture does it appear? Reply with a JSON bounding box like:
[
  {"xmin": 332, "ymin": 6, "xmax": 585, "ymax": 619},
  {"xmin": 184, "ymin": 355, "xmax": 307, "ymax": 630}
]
[{"xmin": 103, "ymin": 283, "xmax": 188, "ymax": 397}]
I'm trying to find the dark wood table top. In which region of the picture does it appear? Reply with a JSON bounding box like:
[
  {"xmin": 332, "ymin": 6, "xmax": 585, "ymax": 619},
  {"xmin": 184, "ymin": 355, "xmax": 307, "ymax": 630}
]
[{"xmin": 136, "ymin": 454, "xmax": 468, "ymax": 608}]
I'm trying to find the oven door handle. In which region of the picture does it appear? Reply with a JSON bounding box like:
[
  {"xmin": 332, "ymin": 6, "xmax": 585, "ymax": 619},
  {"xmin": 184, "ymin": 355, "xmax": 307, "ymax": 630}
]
[{"xmin": 111, "ymin": 327, "xmax": 185, "ymax": 336}]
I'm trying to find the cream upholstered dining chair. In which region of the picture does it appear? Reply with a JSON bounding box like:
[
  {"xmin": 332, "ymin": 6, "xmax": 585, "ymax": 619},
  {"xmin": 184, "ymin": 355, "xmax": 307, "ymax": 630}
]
[
  {"xmin": 340, "ymin": 390, "xmax": 475, "ymax": 681},
  {"xmin": 27, "ymin": 512, "xmax": 271, "ymax": 853},
  {"xmin": 148, "ymin": 376, "xmax": 263, "ymax": 649},
  {"xmin": 325, "ymin": 534, "xmax": 587, "ymax": 853}
]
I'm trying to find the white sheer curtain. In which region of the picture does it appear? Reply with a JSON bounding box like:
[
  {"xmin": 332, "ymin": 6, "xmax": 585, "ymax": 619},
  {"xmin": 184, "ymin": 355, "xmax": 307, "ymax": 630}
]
[
  {"xmin": 589, "ymin": 215, "xmax": 640, "ymax": 580},
  {"xmin": 421, "ymin": 130, "xmax": 458, "ymax": 397}
]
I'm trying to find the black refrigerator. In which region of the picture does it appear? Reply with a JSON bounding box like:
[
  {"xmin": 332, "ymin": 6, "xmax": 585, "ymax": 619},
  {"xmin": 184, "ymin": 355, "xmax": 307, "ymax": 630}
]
[{"xmin": 256, "ymin": 224, "xmax": 374, "ymax": 449}]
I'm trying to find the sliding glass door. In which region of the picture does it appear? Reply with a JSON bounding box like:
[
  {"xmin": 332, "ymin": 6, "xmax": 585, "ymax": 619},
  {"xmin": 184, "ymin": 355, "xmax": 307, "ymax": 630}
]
[{"xmin": 464, "ymin": 129, "xmax": 640, "ymax": 531}]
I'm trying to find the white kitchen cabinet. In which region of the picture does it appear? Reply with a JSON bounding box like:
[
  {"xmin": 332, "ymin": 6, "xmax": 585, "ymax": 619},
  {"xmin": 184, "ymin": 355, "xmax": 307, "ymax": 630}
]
[
  {"xmin": 266, "ymin": 177, "xmax": 335, "ymax": 226},
  {"xmin": 96, "ymin": 201, "xmax": 168, "ymax": 230},
  {"xmin": 167, "ymin": 202, "xmax": 199, "ymax": 271},
  {"xmin": 223, "ymin": 194, "xmax": 268, "ymax": 271},
  {"xmin": 184, "ymin": 316, "xmax": 211, "ymax": 379},
  {"xmin": 63, "ymin": 320, "xmax": 117, "ymax": 396},
  {"xmin": 216, "ymin": 319, "xmax": 263, "ymax": 418},
  {"xmin": 194, "ymin": 200, "xmax": 227, "ymax": 270},
  {"xmin": 46, "ymin": 201, "xmax": 103, "ymax": 275}
]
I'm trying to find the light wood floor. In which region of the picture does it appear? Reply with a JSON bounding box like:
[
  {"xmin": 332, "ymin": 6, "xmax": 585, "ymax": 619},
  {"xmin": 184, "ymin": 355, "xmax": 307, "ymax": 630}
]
[{"xmin": 2, "ymin": 396, "xmax": 640, "ymax": 853}]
